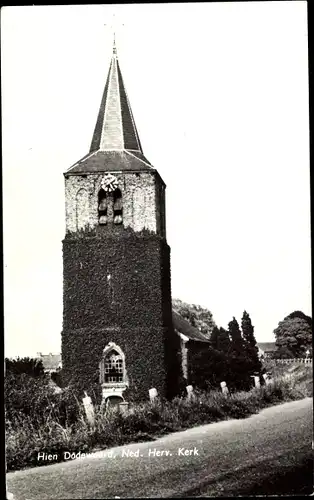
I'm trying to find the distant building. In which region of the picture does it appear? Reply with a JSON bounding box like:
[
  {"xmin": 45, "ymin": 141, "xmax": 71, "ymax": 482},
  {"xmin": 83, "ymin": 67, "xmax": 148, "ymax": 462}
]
[
  {"xmin": 257, "ymin": 342, "xmax": 276, "ymax": 359},
  {"xmin": 36, "ymin": 352, "xmax": 62, "ymax": 373}
]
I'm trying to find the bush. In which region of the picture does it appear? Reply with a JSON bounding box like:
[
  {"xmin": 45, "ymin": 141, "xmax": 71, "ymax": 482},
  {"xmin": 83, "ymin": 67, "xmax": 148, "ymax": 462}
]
[
  {"xmin": 5, "ymin": 357, "xmax": 45, "ymax": 378},
  {"xmin": 5, "ymin": 372, "xmax": 84, "ymax": 429},
  {"xmin": 6, "ymin": 367, "xmax": 312, "ymax": 471},
  {"xmin": 6, "ymin": 416, "xmax": 72, "ymax": 470},
  {"xmin": 5, "ymin": 373, "xmax": 56, "ymax": 426}
]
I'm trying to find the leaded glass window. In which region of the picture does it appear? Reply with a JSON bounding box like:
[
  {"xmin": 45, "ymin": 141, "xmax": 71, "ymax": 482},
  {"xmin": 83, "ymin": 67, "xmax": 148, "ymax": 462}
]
[{"xmin": 104, "ymin": 351, "xmax": 123, "ymax": 383}]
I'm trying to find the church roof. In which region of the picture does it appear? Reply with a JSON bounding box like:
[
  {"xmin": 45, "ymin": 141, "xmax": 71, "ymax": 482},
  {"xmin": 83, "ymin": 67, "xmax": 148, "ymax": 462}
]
[
  {"xmin": 66, "ymin": 151, "xmax": 153, "ymax": 175},
  {"xmin": 172, "ymin": 311, "xmax": 210, "ymax": 343},
  {"xmin": 66, "ymin": 40, "xmax": 153, "ymax": 175}
]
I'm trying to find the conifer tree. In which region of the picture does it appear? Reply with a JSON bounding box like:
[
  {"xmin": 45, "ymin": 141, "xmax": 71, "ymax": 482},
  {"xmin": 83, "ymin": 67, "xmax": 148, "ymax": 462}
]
[
  {"xmin": 209, "ymin": 326, "xmax": 220, "ymax": 350},
  {"xmin": 218, "ymin": 327, "xmax": 231, "ymax": 353},
  {"xmin": 228, "ymin": 317, "xmax": 243, "ymax": 349},
  {"xmin": 241, "ymin": 311, "xmax": 261, "ymax": 373},
  {"xmin": 210, "ymin": 326, "xmax": 231, "ymax": 353},
  {"xmin": 207, "ymin": 326, "xmax": 231, "ymax": 387},
  {"xmin": 228, "ymin": 317, "xmax": 250, "ymax": 390},
  {"xmin": 241, "ymin": 311, "xmax": 257, "ymax": 347}
]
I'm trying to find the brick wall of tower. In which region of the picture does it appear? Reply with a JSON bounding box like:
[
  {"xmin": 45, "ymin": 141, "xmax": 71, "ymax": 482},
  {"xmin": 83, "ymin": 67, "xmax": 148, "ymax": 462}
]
[{"xmin": 64, "ymin": 172, "xmax": 165, "ymax": 236}]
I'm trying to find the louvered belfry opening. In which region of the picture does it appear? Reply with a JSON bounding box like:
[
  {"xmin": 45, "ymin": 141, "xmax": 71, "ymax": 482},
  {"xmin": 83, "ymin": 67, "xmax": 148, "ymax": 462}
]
[
  {"xmin": 98, "ymin": 188, "xmax": 123, "ymax": 226},
  {"xmin": 113, "ymin": 188, "xmax": 123, "ymax": 224},
  {"xmin": 98, "ymin": 189, "xmax": 108, "ymax": 225}
]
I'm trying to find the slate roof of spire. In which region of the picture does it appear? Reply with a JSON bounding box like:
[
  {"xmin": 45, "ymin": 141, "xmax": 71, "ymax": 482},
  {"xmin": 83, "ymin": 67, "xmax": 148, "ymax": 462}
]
[{"xmin": 66, "ymin": 39, "xmax": 153, "ymax": 175}]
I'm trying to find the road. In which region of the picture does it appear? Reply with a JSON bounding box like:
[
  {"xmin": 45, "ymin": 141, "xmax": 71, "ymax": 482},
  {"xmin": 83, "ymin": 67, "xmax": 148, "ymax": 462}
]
[{"xmin": 6, "ymin": 398, "xmax": 313, "ymax": 499}]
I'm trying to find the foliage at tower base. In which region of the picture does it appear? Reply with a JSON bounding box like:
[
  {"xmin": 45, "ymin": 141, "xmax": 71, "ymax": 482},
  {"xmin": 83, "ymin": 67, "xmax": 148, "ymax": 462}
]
[
  {"xmin": 5, "ymin": 358, "xmax": 81, "ymax": 428},
  {"xmin": 188, "ymin": 345, "xmax": 229, "ymax": 391},
  {"xmin": 273, "ymin": 311, "xmax": 312, "ymax": 359}
]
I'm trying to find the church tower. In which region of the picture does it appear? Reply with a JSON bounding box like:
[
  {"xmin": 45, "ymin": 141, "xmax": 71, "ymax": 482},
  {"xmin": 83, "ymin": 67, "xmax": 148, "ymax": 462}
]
[{"xmin": 61, "ymin": 40, "xmax": 180, "ymax": 402}]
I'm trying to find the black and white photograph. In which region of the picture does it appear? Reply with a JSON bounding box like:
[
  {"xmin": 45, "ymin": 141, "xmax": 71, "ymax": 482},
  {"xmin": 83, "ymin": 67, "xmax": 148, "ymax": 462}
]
[{"xmin": 2, "ymin": 2, "xmax": 312, "ymax": 498}]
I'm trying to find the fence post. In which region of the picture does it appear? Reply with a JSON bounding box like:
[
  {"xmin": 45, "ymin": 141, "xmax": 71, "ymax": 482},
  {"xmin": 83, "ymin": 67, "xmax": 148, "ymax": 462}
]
[
  {"xmin": 251, "ymin": 375, "xmax": 260, "ymax": 388},
  {"xmin": 220, "ymin": 381, "xmax": 229, "ymax": 395},
  {"xmin": 149, "ymin": 387, "xmax": 158, "ymax": 402},
  {"xmin": 82, "ymin": 391, "xmax": 95, "ymax": 427}
]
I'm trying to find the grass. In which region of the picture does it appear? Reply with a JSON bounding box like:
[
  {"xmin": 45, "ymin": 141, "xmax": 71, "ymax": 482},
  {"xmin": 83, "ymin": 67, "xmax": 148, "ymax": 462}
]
[{"xmin": 6, "ymin": 366, "xmax": 312, "ymax": 472}]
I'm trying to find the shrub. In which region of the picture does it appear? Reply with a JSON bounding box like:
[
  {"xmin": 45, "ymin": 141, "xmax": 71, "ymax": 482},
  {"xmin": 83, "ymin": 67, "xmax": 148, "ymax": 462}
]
[
  {"xmin": 5, "ymin": 373, "xmax": 56, "ymax": 426},
  {"xmin": 5, "ymin": 366, "xmax": 312, "ymax": 471},
  {"xmin": 5, "ymin": 373, "xmax": 84, "ymax": 429},
  {"xmin": 5, "ymin": 357, "xmax": 45, "ymax": 378}
]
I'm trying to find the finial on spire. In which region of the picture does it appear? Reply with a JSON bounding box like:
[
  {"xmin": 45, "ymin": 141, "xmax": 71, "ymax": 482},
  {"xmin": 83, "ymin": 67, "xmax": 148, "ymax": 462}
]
[
  {"xmin": 113, "ymin": 31, "xmax": 117, "ymax": 56},
  {"xmin": 104, "ymin": 14, "xmax": 119, "ymax": 58}
]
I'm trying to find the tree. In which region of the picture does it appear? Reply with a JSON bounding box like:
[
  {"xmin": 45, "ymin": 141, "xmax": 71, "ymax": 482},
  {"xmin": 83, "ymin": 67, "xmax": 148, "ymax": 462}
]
[
  {"xmin": 217, "ymin": 327, "xmax": 231, "ymax": 353},
  {"xmin": 241, "ymin": 311, "xmax": 256, "ymax": 346},
  {"xmin": 285, "ymin": 310, "xmax": 312, "ymax": 327},
  {"xmin": 209, "ymin": 326, "xmax": 220, "ymax": 350},
  {"xmin": 274, "ymin": 311, "xmax": 312, "ymax": 358},
  {"xmin": 273, "ymin": 345, "xmax": 295, "ymax": 359},
  {"xmin": 5, "ymin": 357, "xmax": 45, "ymax": 378},
  {"xmin": 172, "ymin": 298, "xmax": 216, "ymax": 338},
  {"xmin": 210, "ymin": 326, "xmax": 231, "ymax": 354},
  {"xmin": 228, "ymin": 317, "xmax": 243, "ymax": 350},
  {"xmin": 241, "ymin": 311, "xmax": 261, "ymax": 373},
  {"xmin": 228, "ymin": 317, "xmax": 255, "ymax": 391},
  {"xmin": 189, "ymin": 345, "xmax": 228, "ymax": 390}
]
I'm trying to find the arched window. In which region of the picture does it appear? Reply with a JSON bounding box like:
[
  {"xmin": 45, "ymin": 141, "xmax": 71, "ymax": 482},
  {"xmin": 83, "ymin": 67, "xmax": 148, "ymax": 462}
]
[
  {"xmin": 113, "ymin": 188, "xmax": 123, "ymax": 225},
  {"xmin": 98, "ymin": 189, "xmax": 107, "ymax": 225},
  {"xmin": 99, "ymin": 343, "xmax": 127, "ymax": 386},
  {"xmin": 104, "ymin": 350, "xmax": 123, "ymax": 383}
]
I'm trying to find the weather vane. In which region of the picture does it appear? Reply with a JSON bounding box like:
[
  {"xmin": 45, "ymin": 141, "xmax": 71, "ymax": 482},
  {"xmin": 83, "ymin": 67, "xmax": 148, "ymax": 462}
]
[{"xmin": 104, "ymin": 13, "xmax": 125, "ymax": 53}]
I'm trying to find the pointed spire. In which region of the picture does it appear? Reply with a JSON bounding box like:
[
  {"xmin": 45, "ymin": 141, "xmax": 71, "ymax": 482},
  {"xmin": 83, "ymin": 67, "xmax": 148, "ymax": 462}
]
[{"xmin": 90, "ymin": 36, "xmax": 143, "ymax": 154}]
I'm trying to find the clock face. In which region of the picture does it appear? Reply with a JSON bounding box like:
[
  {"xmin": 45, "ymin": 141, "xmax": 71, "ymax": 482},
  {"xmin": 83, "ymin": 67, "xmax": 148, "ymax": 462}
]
[{"xmin": 101, "ymin": 173, "xmax": 118, "ymax": 193}]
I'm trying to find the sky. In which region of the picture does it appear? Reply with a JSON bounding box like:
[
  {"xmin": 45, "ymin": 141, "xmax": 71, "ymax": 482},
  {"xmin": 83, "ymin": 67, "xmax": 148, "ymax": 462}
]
[{"xmin": 2, "ymin": 2, "xmax": 311, "ymax": 358}]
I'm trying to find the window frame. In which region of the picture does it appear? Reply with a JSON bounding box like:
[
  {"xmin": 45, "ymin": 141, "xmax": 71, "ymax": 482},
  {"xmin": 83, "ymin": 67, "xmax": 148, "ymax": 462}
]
[{"xmin": 99, "ymin": 342, "xmax": 127, "ymax": 387}]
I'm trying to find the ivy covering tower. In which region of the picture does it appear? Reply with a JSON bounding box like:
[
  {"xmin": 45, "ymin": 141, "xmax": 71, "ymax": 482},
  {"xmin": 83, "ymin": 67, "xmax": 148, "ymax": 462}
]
[{"xmin": 61, "ymin": 39, "xmax": 180, "ymax": 403}]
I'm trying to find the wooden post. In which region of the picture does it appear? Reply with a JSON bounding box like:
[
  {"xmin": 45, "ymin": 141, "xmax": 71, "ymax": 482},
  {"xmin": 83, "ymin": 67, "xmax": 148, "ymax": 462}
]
[
  {"xmin": 220, "ymin": 381, "xmax": 229, "ymax": 395},
  {"xmin": 186, "ymin": 385, "xmax": 194, "ymax": 401},
  {"xmin": 254, "ymin": 375, "xmax": 260, "ymax": 388},
  {"xmin": 82, "ymin": 391, "xmax": 95, "ymax": 426},
  {"xmin": 149, "ymin": 387, "xmax": 158, "ymax": 402},
  {"xmin": 251, "ymin": 375, "xmax": 261, "ymax": 388}
]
